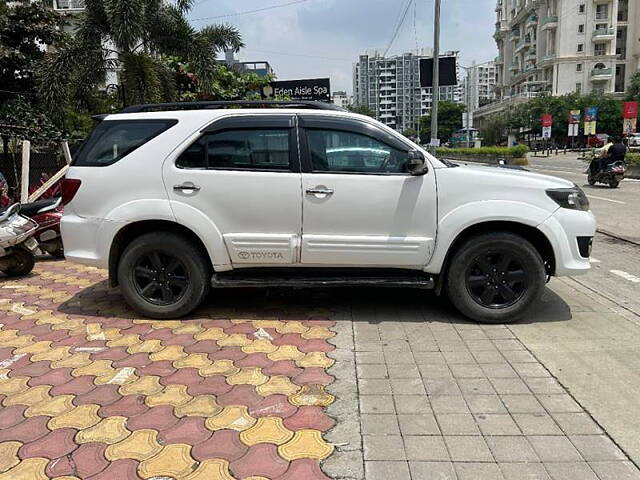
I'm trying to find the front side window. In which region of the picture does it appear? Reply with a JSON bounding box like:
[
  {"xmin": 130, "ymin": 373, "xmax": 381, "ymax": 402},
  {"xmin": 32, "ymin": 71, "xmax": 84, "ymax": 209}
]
[
  {"xmin": 177, "ymin": 129, "xmax": 291, "ymax": 171},
  {"xmin": 307, "ymin": 129, "xmax": 409, "ymax": 174},
  {"xmin": 74, "ymin": 120, "xmax": 176, "ymax": 166}
]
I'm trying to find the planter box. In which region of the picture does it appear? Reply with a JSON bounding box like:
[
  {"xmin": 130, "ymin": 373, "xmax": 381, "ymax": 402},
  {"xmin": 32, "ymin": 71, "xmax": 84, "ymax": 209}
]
[{"xmin": 628, "ymin": 165, "xmax": 640, "ymax": 180}]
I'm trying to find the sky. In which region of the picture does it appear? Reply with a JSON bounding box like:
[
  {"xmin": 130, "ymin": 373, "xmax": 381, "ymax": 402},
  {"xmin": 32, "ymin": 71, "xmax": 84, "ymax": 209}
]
[{"xmin": 188, "ymin": 0, "xmax": 498, "ymax": 94}]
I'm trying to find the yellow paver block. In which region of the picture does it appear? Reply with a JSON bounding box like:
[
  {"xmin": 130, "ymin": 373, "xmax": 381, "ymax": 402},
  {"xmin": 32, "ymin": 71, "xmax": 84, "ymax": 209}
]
[
  {"xmin": 242, "ymin": 339, "xmax": 277, "ymax": 354},
  {"xmin": 107, "ymin": 334, "xmax": 141, "ymax": 348},
  {"xmin": 205, "ymin": 406, "xmax": 256, "ymax": 432},
  {"xmin": 95, "ymin": 367, "xmax": 138, "ymax": 386},
  {"xmin": 289, "ymin": 385, "xmax": 335, "ymax": 407},
  {"xmin": 256, "ymin": 376, "xmax": 301, "ymax": 397},
  {"xmin": 149, "ymin": 345, "xmax": 187, "ymax": 362},
  {"xmin": 275, "ymin": 321, "xmax": 308, "ymax": 334},
  {"xmin": 183, "ymin": 459, "xmax": 235, "ymax": 480},
  {"xmin": 138, "ymin": 444, "xmax": 197, "ymax": 480},
  {"xmin": 194, "ymin": 327, "xmax": 227, "ymax": 341},
  {"xmin": 25, "ymin": 395, "xmax": 75, "ymax": 417},
  {"xmin": 0, "ymin": 457, "xmax": 48, "ymax": 480},
  {"xmin": 199, "ymin": 360, "xmax": 239, "ymax": 377},
  {"xmin": 175, "ymin": 395, "xmax": 222, "ymax": 418},
  {"xmin": 217, "ymin": 333, "xmax": 252, "ymax": 347},
  {"xmin": 48, "ymin": 404, "xmax": 101, "ymax": 430},
  {"xmin": 127, "ymin": 339, "xmax": 163, "ymax": 354},
  {"xmin": 0, "ymin": 331, "xmax": 33, "ymax": 348},
  {"xmin": 278, "ymin": 429, "xmax": 334, "ymax": 460},
  {"xmin": 31, "ymin": 346, "xmax": 70, "ymax": 363},
  {"xmin": 301, "ymin": 327, "xmax": 335, "ymax": 339},
  {"xmin": 240, "ymin": 417, "xmax": 294, "ymax": 446},
  {"xmin": 119, "ymin": 375, "xmax": 163, "ymax": 396},
  {"xmin": 267, "ymin": 345, "xmax": 305, "ymax": 362},
  {"xmin": 13, "ymin": 341, "xmax": 52, "ymax": 355},
  {"xmin": 75, "ymin": 416, "xmax": 131, "ymax": 445},
  {"xmin": 105, "ymin": 429, "xmax": 163, "ymax": 461},
  {"xmin": 174, "ymin": 353, "xmax": 212, "ymax": 370},
  {"xmin": 145, "ymin": 384, "xmax": 192, "ymax": 408},
  {"xmin": 172, "ymin": 324, "xmax": 203, "ymax": 335},
  {"xmin": 3, "ymin": 385, "xmax": 51, "ymax": 407},
  {"xmin": 226, "ymin": 368, "xmax": 268, "ymax": 386},
  {"xmin": 51, "ymin": 352, "xmax": 92, "ymax": 369},
  {"xmin": 0, "ymin": 376, "xmax": 29, "ymax": 396},
  {"xmin": 296, "ymin": 352, "xmax": 335, "ymax": 369},
  {"xmin": 143, "ymin": 320, "xmax": 183, "ymax": 329},
  {"xmin": 0, "ymin": 441, "xmax": 21, "ymax": 473},
  {"xmin": 251, "ymin": 320, "xmax": 284, "ymax": 329},
  {"xmin": 50, "ymin": 318, "xmax": 85, "ymax": 332},
  {"xmin": 71, "ymin": 359, "xmax": 115, "ymax": 378}
]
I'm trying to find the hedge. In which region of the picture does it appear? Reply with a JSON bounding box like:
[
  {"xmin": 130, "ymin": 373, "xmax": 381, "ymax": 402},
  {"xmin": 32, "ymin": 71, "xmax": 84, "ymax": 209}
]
[
  {"xmin": 627, "ymin": 153, "xmax": 640, "ymax": 167},
  {"xmin": 436, "ymin": 145, "xmax": 529, "ymax": 158}
]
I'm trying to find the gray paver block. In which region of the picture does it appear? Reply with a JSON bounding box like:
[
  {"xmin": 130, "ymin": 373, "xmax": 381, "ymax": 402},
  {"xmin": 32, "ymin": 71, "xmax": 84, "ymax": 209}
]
[
  {"xmin": 489, "ymin": 378, "xmax": 530, "ymax": 395},
  {"xmin": 398, "ymin": 414, "xmax": 440, "ymax": 436},
  {"xmin": 445, "ymin": 436, "xmax": 494, "ymax": 462},
  {"xmin": 500, "ymin": 395, "xmax": 545, "ymax": 414},
  {"xmin": 363, "ymin": 435, "xmax": 406, "ymax": 461},
  {"xmin": 359, "ymin": 378, "xmax": 393, "ymax": 395},
  {"xmin": 510, "ymin": 362, "xmax": 551, "ymax": 378},
  {"xmin": 551, "ymin": 413, "xmax": 603, "ymax": 435},
  {"xmin": 544, "ymin": 462, "xmax": 599, "ymax": 480},
  {"xmin": 499, "ymin": 463, "xmax": 551, "ymax": 480},
  {"xmin": 391, "ymin": 378, "xmax": 427, "ymax": 395},
  {"xmin": 361, "ymin": 414, "xmax": 400, "ymax": 435},
  {"xmin": 419, "ymin": 364, "xmax": 454, "ymax": 379},
  {"xmin": 394, "ymin": 395, "xmax": 432, "ymax": 414},
  {"xmin": 512, "ymin": 413, "xmax": 563, "ymax": 435},
  {"xmin": 485, "ymin": 436, "xmax": 539, "ymax": 462},
  {"xmin": 424, "ymin": 378, "xmax": 462, "ymax": 396},
  {"xmin": 413, "ymin": 352, "xmax": 447, "ymax": 364},
  {"xmin": 404, "ymin": 436, "xmax": 450, "ymax": 461},
  {"xmin": 322, "ymin": 449, "xmax": 365, "ymax": 479},
  {"xmin": 523, "ymin": 377, "xmax": 565, "ymax": 395},
  {"xmin": 475, "ymin": 414, "xmax": 521, "ymax": 436},
  {"xmin": 450, "ymin": 363, "xmax": 486, "ymax": 378},
  {"xmin": 589, "ymin": 461, "xmax": 640, "ymax": 480},
  {"xmin": 356, "ymin": 351, "xmax": 386, "ymax": 364},
  {"xmin": 365, "ymin": 461, "xmax": 411, "ymax": 480},
  {"xmin": 455, "ymin": 462, "xmax": 505, "ymax": 480},
  {"xmin": 528, "ymin": 435, "xmax": 583, "ymax": 462},
  {"xmin": 409, "ymin": 461, "xmax": 457, "ymax": 480},
  {"xmin": 384, "ymin": 351, "xmax": 415, "ymax": 364},
  {"xmin": 443, "ymin": 351, "xmax": 477, "ymax": 364},
  {"xmin": 387, "ymin": 364, "xmax": 420, "ymax": 379},
  {"xmin": 430, "ymin": 395, "xmax": 470, "ymax": 414},
  {"xmin": 537, "ymin": 394, "xmax": 583, "ymax": 413},
  {"xmin": 569, "ymin": 435, "xmax": 627, "ymax": 461},
  {"xmin": 360, "ymin": 395, "xmax": 396, "ymax": 414},
  {"xmin": 437, "ymin": 413, "xmax": 481, "ymax": 435},
  {"xmin": 458, "ymin": 378, "xmax": 497, "ymax": 395},
  {"xmin": 472, "ymin": 351, "xmax": 506, "ymax": 364},
  {"xmin": 480, "ymin": 362, "xmax": 519, "ymax": 378},
  {"xmin": 357, "ymin": 364, "xmax": 389, "ymax": 379},
  {"xmin": 465, "ymin": 395, "xmax": 508, "ymax": 414}
]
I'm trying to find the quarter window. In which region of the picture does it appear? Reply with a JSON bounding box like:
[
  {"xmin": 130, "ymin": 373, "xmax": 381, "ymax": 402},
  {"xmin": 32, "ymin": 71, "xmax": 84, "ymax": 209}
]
[
  {"xmin": 306, "ymin": 129, "xmax": 409, "ymax": 174},
  {"xmin": 177, "ymin": 129, "xmax": 291, "ymax": 171}
]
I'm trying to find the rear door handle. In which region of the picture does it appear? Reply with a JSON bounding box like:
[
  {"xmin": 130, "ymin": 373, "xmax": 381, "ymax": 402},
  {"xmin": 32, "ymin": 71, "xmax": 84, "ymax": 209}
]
[
  {"xmin": 173, "ymin": 182, "xmax": 201, "ymax": 192},
  {"xmin": 306, "ymin": 188, "xmax": 334, "ymax": 196}
]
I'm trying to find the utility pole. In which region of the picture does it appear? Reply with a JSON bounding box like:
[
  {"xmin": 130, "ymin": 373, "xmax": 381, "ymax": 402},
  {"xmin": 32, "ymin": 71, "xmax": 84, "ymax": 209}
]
[{"xmin": 430, "ymin": 0, "xmax": 441, "ymax": 148}]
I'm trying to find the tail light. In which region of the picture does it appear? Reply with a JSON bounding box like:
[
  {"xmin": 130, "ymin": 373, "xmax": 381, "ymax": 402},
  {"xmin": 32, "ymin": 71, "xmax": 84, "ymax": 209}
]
[{"xmin": 61, "ymin": 178, "xmax": 82, "ymax": 205}]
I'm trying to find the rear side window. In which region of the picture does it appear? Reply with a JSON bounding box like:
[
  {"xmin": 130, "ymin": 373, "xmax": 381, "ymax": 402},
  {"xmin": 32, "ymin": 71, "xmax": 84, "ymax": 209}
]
[{"xmin": 73, "ymin": 119, "xmax": 177, "ymax": 166}]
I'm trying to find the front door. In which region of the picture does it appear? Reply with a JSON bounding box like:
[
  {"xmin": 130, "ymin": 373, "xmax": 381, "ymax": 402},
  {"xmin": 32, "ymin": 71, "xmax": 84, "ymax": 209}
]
[
  {"xmin": 163, "ymin": 114, "xmax": 302, "ymax": 266},
  {"xmin": 299, "ymin": 115, "xmax": 437, "ymax": 268}
]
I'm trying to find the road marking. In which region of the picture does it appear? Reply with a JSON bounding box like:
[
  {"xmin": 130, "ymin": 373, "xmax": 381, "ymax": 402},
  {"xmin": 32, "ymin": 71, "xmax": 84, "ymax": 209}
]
[
  {"xmin": 587, "ymin": 195, "xmax": 626, "ymax": 205},
  {"xmin": 590, "ymin": 257, "xmax": 601, "ymax": 263},
  {"xmin": 610, "ymin": 270, "xmax": 640, "ymax": 283}
]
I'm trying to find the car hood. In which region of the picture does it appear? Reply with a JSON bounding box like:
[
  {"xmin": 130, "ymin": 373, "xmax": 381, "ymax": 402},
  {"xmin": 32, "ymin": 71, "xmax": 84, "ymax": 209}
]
[{"xmin": 452, "ymin": 163, "xmax": 575, "ymax": 189}]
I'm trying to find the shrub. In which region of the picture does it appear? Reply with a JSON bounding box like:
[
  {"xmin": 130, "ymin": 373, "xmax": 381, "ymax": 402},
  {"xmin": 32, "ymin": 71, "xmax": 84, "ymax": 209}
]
[
  {"xmin": 436, "ymin": 145, "xmax": 529, "ymax": 158},
  {"xmin": 627, "ymin": 153, "xmax": 640, "ymax": 167}
]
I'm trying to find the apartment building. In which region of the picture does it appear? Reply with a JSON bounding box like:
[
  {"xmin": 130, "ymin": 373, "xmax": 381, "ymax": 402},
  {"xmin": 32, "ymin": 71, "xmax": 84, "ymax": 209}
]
[
  {"xmin": 494, "ymin": 0, "xmax": 639, "ymax": 99},
  {"xmin": 353, "ymin": 50, "xmax": 462, "ymax": 132},
  {"xmin": 331, "ymin": 91, "xmax": 353, "ymax": 108},
  {"xmin": 462, "ymin": 62, "xmax": 498, "ymax": 112}
]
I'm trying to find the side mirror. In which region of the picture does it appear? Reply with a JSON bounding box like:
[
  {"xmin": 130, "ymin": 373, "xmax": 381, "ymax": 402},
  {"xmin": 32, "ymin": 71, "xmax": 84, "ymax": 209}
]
[{"xmin": 407, "ymin": 151, "xmax": 428, "ymax": 176}]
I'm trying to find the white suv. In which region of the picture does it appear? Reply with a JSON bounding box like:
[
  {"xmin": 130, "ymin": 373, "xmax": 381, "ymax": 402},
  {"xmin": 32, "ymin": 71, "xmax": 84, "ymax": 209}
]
[{"xmin": 61, "ymin": 101, "xmax": 596, "ymax": 323}]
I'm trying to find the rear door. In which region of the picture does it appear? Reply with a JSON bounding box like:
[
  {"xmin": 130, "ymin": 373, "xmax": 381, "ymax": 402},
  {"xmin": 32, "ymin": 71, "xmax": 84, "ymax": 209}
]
[
  {"xmin": 298, "ymin": 115, "xmax": 438, "ymax": 268},
  {"xmin": 163, "ymin": 114, "xmax": 303, "ymax": 266}
]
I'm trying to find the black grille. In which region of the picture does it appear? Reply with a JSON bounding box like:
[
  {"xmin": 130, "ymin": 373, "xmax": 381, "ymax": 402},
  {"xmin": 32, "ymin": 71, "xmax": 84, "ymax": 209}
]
[{"xmin": 577, "ymin": 237, "xmax": 593, "ymax": 258}]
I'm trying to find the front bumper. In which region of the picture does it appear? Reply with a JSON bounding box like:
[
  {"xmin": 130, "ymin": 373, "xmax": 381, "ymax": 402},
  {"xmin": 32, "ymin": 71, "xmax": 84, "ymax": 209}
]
[{"xmin": 538, "ymin": 208, "xmax": 597, "ymax": 277}]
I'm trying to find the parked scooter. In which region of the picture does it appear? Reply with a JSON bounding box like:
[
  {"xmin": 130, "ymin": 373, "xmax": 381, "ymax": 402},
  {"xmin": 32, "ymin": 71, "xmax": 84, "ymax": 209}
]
[
  {"xmin": 0, "ymin": 204, "xmax": 39, "ymax": 276},
  {"xmin": 587, "ymin": 160, "xmax": 626, "ymax": 189},
  {"xmin": 20, "ymin": 197, "xmax": 64, "ymax": 257}
]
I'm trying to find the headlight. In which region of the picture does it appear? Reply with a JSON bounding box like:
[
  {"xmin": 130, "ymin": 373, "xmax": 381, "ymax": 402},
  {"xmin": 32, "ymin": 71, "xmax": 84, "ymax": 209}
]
[{"xmin": 546, "ymin": 186, "xmax": 590, "ymax": 211}]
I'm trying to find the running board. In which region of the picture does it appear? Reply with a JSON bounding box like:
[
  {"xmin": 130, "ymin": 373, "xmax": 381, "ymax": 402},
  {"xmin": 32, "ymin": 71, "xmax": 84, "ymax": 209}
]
[{"xmin": 211, "ymin": 269, "xmax": 435, "ymax": 289}]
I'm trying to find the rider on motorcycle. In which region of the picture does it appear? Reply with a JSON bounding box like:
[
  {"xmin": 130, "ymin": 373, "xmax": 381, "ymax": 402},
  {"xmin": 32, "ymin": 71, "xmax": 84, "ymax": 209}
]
[{"xmin": 592, "ymin": 136, "xmax": 626, "ymax": 174}]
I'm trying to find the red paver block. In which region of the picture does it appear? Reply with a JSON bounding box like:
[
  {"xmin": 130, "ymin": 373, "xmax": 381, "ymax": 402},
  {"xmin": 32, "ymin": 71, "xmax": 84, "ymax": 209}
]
[
  {"xmin": 283, "ymin": 406, "xmax": 335, "ymax": 432},
  {"xmin": 0, "ymin": 405, "xmax": 27, "ymax": 429},
  {"xmin": 21, "ymin": 324, "xmax": 55, "ymax": 339},
  {"xmin": 72, "ymin": 442, "xmax": 109, "ymax": 478},
  {"xmin": 141, "ymin": 328, "xmax": 175, "ymax": 342},
  {"xmin": 136, "ymin": 360, "xmax": 176, "ymax": 377},
  {"xmin": 162, "ymin": 334, "xmax": 198, "ymax": 347},
  {"xmin": 158, "ymin": 416, "xmax": 212, "ymax": 445},
  {"xmin": 184, "ymin": 340, "xmax": 221, "ymax": 354},
  {"xmin": 300, "ymin": 339, "xmax": 336, "ymax": 353},
  {"xmin": 73, "ymin": 384, "xmax": 121, "ymax": 407},
  {"xmin": 50, "ymin": 375, "xmax": 96, "ymax": 396},
  {"xmin": 87, "ymin": 458, "xmax": 141, "ymax": 480},
  {"xmin": 18, "ymin": 428, "xmax": 78, "ymax": 459},
  {"xmin": 294, "ymin": 368, "xmax": 335, "ymax": 386},
  {"xmin": 160, "ymin": 367, "xmax": 203, "ymax": 386},
  {"xmin": 226, "ymin": 323, "xmax": 256, "ymax": 335},
  {"xmin": 187, "ymin": 375, "xmax": 232, "ymax": 396},
  {"xmin": 92, "ymin": 347, "xmax": 130, "ymax": 362},
  {"xmin": 100, "ymin": 394, "xmax": 148, "ymax": 418},
  {"xmin": 28, "ymin": 367, "xmax": 74, "ymax": 387},
  {"xmin": 250, "ymin": 395, "xmax": 298, "ymax": 419},
  {"xmin": 0, "ymin": 415, "xmax": 50, "ymax": 443},
  {"xmin": 6, "ymin": 357, "xmax": 40, "ymax": 375},
  {"xmin": 37, "ymin": 330, "xmax": 70, "ymax": 343},
  {"xmin": 230, "ymin": 443, "xmax": 290, "ymax": 479},
  {"xmin": 273, "ymin": 333, "xmax": 306, "ymax": 347},
  {"xmin": 276, "ymin": 459, "xmax": 331, "ymax": 480},
  {"xmin": 210, "ymin": 347, "xmax": 247, "ymax": 361},
  {"xmin": 46, "ymin": 454, "xmax": 76, "ymax": 477},
  {"xmin": 236, "ymin": 353, "xmax": 274, "ymax": 369},
  {"xmin": 113, "ymin": 352, "xmax": 151, "ymax": 368},
  {"xmin": 218, "ymin": 385, "xmax": 263, "ymax": 408},
  {"xmin": 263, "ymin": 360, "xmax": 303, "ymax": 377},
  {"xmin": 127, "ymin": 405, "xmax": 179, "ymax": 431},
  {"xmin": 192, "ymin": 430, "xmax": 248, "ymax": 462}
]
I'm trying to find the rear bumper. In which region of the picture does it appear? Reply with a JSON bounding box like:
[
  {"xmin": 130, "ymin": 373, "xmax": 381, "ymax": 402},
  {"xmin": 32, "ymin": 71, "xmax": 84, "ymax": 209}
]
[
  {"xmin": 538, "ymin": 209, "xmax": 596, "ymax": 277},
  {"xmin": 61, "ymin": 213, "xmax": 108, "ymax": 268}
]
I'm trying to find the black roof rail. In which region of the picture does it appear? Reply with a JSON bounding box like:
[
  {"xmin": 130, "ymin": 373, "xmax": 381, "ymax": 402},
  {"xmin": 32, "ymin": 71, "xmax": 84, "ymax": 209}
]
[{"xmin": 120, "ymin": 100, "xmax": 346, "ymax": 114}]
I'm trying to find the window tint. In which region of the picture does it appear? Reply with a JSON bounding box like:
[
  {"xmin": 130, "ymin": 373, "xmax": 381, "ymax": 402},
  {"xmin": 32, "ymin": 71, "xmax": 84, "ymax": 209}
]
[
  {"xmin": 176, "ymin": 129, "xmax": 291, "ymax": 171},
  {"xmin": 74, "ymin": 120, "xmax": 176, "ymax": 166},
  {"xmin": 307, "ymin": 129, "xmax": 409, "ymax": 174}
]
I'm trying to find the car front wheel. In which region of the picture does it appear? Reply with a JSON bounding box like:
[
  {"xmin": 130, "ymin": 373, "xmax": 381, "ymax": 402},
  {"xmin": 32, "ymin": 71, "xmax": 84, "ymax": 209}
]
[
  {"xmin": 118, "ymin": 232, "xmax": 210, "ymax": 319},
  {"xmin": 446, "ymin": 232, "xmax": 546, "ymax": 324}
]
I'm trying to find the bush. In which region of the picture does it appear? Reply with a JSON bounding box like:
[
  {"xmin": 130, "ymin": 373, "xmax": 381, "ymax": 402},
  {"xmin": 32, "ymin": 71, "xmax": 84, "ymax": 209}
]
[
  {"xmin": 437, "ymin": 145, "xmax": 529, "ymax": 158},
  {"xmin": 627, "ymin": 153, "xmax": 640, "ymax": 167}
]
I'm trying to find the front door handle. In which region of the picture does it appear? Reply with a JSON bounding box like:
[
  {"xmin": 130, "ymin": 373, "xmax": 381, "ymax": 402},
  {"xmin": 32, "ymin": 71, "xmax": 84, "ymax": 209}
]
[
  {"xmin": 173, "ymin": 182, "xmax": 201, "ymax": 192},
  {"xmin": 306, "ymin": 187, "xmax": 334, "ymax": 196}
]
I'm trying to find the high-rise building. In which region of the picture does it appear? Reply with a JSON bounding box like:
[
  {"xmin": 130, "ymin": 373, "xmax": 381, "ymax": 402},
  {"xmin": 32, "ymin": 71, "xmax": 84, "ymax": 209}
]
[
  {"xmin": 331, "ymin": 91, "xmax": 353, "ymax": 108},
  {"xmin": 353, "ymin": 49, "xmax": 462, "ymax": 132},
  {"xmin": 461, "ymin": 62, "xmax": 498, "ymax": 112}
]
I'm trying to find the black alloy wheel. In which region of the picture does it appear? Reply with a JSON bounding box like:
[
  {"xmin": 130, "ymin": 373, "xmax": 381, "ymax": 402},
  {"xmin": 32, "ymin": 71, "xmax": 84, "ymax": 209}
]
[
  {"xmin": 465, "ymin": 251, "xmax": 526, "ymax": 309},
  {"xmin": 133, "ymin": 252, "xmax": 189, "ymax": 306}
]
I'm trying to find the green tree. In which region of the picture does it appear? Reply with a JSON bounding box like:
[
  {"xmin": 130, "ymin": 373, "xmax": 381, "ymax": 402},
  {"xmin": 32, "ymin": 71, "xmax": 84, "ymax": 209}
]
[
  {"xmin": 347, "ymin": 104, "xmax": 375, "ymax": 117},
  {"xmin": 626, "ymin": 71, "xmax": 640, "ymax": 101},
  {"xmin": 418, "ymin": 101, "xmax": 465, "ymax": 143},
  {"xmin": 38, "ymin": 0, "xmax": 245, "ymax": 119}
]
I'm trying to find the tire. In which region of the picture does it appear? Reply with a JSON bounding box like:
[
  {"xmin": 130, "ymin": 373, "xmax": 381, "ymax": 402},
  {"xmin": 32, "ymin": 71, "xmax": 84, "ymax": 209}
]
[
  {"xmin": 117, "ymin": 232, "xmax": 211, "ymax": 319},
  {"xmin": 587, "ymin": 174, "xmax": 596, "ymax": 186},
  {"xmin": 1, "ymin": 248, "xmax": 35, "ymax": 277},
  {"xmin": 609, "ymin": 180, "xmax": 619, "ymax": 188},
  {"xmin": 446, "ymin": 232, "xmax": 546, "ymax": 324}
]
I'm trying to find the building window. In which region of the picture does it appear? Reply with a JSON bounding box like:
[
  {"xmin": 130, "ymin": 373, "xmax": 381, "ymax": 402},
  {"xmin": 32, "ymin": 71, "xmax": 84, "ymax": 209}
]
[
  {"xmin": 594, "ymin": 43, "xmax": 607, "ymax": 56},
  {"xmin": 576, "ymin": 83, "xmax": 582, "ymax": 94},
  {"xmin": 579, "ymin": 4, "xmax": 585, "ymax": 14},
  {"xmin": 576, "ymin": 63, "xmax": 583, "ymax": 72},
  {"xmin": 577, "ymin": 44, "xmax": 584, "ymax": 53},
  {"xmin": 578, "ymin": 24, "xmax": 585, "ymax": 34},
  {"xmin": 596, "ymin": 4, "xmax": 608, "ymax": 20}
]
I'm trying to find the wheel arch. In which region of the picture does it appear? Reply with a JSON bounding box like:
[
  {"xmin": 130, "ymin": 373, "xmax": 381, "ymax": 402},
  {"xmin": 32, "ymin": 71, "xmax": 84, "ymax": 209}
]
[{"xmin": 108, "ymin": 220, "xmax": 212, "ymax": 287}]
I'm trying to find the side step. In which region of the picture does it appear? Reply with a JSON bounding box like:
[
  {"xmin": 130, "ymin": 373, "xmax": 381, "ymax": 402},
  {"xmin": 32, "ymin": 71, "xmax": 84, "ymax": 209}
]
[{"xmin": 211, "ymin": 269, "xmax": 435, "ymax": 289}]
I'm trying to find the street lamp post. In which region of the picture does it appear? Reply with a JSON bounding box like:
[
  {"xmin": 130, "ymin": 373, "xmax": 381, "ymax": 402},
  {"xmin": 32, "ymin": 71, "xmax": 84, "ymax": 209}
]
[{"xmin": 430, "ymin": 0, "xmax": 441, "ymax": 149}]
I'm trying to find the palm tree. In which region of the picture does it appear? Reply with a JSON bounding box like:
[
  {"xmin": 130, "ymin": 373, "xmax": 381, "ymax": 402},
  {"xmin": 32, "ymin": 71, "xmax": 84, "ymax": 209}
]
[{"xmin": 38, "ymin": 0, "xmax": 243, "ymax": 117}]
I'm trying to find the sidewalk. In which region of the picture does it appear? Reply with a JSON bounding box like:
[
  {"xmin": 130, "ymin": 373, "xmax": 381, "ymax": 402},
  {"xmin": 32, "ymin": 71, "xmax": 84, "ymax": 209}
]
[{"xmin": 325, "ymin": 279, "xmax": 640, "ymax": 480}]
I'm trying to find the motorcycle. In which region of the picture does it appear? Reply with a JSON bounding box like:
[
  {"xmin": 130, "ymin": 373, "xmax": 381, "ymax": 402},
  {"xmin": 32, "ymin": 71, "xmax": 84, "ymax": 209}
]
[
  {"xmin": 20, "ymin": 197, "xmax": 64, "ymax": 257},
  {"xmin": 587, "ymin": 160, "xmax": 626, "ymax": 189},
  {"xmin": 0, "ymin": 204, "xmax": 39, "ymax": 277}
]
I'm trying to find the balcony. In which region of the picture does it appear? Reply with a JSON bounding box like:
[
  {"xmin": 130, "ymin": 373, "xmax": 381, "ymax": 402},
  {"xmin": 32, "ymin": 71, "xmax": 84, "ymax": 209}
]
[
  {"xmin": 509, "ymin": 63, "xmax": 520, "ymax": 73},
  {"xmin": 509, "ymin": 31, "xmax": 521, "ymax": 42},
  {"xmin": 591, "ymin": 67, "xmax": 613, "ymax": 80},
  {"xmin": 515, "ymin": 35, "xmax": 533, "ymax": 53},
  {"xmin": 592, "ymin": 27, "xmax": 615, "ymax": 41},
  {"xmin": 495, "ymin": 56, "xmax": 504, "ymax": 65},
  {"xmin": 53, "ymin": 0, "xmax": 85, "ymax": 10},
  {"xmin": 541, "ymin": 15, "xmax": 558, "ymax": 30},
  {"xmin": 526, "ymin": 15, "xmax": 538, "ymax": 29},
  {"xmin": 525, "ymin": 51, "xmax": 537, "ymax": 62},
  {"xmin": 541, "ymin": 53, "xmax": 557, "ymax": 63}
]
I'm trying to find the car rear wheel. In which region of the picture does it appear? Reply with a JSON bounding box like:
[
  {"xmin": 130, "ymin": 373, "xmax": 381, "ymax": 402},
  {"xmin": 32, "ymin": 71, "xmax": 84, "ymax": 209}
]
[
  {"xmin": 446, "ymin": 233, "xmax": 546, "ymax": 324},
  {"xmin": 118, "ymin": 232, "xmax": 210, "ymax": 319}
]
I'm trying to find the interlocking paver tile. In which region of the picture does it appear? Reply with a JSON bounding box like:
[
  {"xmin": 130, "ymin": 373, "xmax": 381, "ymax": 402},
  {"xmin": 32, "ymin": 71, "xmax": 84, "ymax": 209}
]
[{"xmin": 18, "ymin": 428, "xmax": 77, "ymax": 459}]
